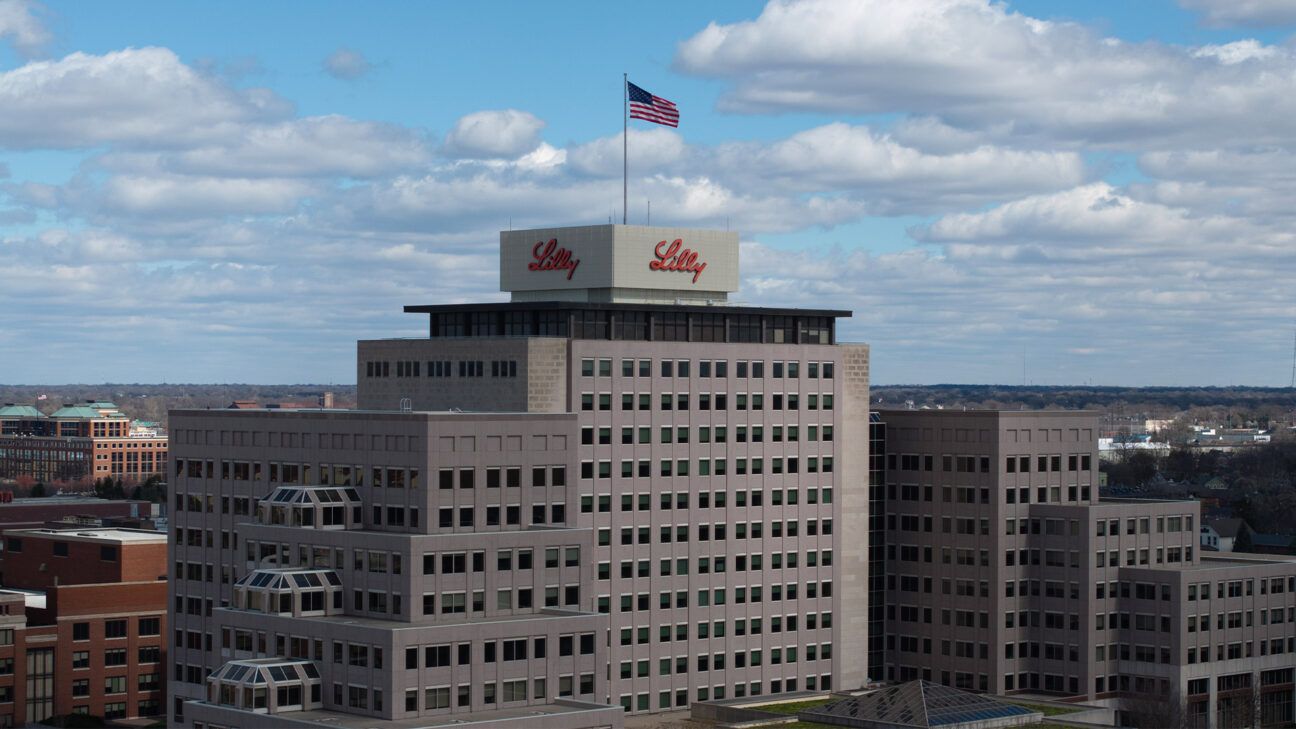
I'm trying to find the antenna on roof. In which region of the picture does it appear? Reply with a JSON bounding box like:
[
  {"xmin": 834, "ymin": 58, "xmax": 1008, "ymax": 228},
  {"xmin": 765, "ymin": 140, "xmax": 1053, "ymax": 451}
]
[{"xmin": 1289, "ymin": 327, "xmax": 1295, "ymax": 388}]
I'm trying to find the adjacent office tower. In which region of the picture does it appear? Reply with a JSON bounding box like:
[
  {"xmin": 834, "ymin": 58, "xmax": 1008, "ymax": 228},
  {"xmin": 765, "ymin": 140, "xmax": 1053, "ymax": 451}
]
[
  {"xmin": 879, "ymin": 409, "xmax": 1296, "ymax": 727},
  {"xmin": 168, "ymin": 224, "xmax": 871, "ymax": 728}
]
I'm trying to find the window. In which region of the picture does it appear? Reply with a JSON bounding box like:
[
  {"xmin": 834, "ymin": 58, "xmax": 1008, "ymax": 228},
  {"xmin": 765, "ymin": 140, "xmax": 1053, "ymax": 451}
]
[
  {"xmin": 72, "ymin": 623, "xmax": 90, "ymax": 641},
  {"xmin": 105, "ymin": 620, "xmax": 127, "ymax": 639}
]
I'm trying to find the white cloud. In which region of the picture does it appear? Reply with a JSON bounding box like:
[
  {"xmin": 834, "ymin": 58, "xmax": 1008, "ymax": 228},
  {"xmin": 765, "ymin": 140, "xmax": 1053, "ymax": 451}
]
[
  {"xmin": 1192, "ymin": 39, "xmax": 1278, "ymax": 64},
  {"xmin": 322, "ymin": 47, "xmax": 373, "ymax": 80},
  {"xmin": 707, "ymin": 123, "xmax": 1085, "ymax": 211},
  {"xmin": 0, "ymin": 0, "xmax": 49, "ymax": 58},
  {"xmin": 0, "ymin": 47, "xmax": 290, "ymax": 149},
  {"xmin": 166, "ymin": 116, "xmax": 429, "ymax": 178},
  {"xmin": 1179, "ymin": 0, "xmax": 1296, "ymax": 27},
  {"xmin": 676, "ymin": 0, "xmax": 1296, "ymax": 149},
  {"xmin": 567, "ymin": 128, "xmax": 687, "ymax": 177},
  {"xmin": 443, "ymin": 110, "xmax": 545, "ymax": 159}
]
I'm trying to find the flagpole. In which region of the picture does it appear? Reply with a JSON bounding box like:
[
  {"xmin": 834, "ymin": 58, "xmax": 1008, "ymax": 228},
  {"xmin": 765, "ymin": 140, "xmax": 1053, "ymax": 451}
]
[{"xmin": 622, "ymin": 73, "xmax": 628, "ymax": 225}]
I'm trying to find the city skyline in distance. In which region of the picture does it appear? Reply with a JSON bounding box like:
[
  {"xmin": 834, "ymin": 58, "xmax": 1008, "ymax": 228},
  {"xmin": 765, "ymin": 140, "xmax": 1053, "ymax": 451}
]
[{"xmin": 3, "ymin": 0, "xmax": 1296, "ymax": 387}]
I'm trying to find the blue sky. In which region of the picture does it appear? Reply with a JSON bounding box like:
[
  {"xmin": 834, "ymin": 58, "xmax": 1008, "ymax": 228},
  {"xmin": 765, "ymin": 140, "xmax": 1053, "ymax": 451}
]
[{"xmin": 2, "ymin": 0, "xmax": 1296, "ymax": 386}]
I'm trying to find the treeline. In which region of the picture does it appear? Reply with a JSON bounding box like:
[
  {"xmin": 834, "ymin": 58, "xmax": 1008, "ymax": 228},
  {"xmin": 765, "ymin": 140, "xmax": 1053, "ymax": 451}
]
[
  {"xmin": 874, "ymin": 384, "xmax": 1296, "ymax": 426},
  {"xmin": 0, "ymin": 384, "xmax": 357, "ymax": 428},
  {"xmin": 1103, "ymin": 442, "xmax": 1296, "ymax": 535}
]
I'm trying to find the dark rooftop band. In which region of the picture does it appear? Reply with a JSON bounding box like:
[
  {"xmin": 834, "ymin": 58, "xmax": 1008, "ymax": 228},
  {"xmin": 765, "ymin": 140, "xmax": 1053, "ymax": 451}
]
[{"xmin": 404, "ymin": 302, "xmax": 851, "ymax": 345}]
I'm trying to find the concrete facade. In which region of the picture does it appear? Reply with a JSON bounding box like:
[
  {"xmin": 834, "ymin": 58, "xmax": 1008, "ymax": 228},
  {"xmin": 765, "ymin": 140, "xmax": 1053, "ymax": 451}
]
[
  {"xmin": 170, "ymin": 223, "xmax": 869, "ymax": 728},
  {"xmin": 168, "ymin": 410, "xmax": 616, "ymax": 728},
  {"xmin": 877, "ymin": 409, "xmax": 1296, "ymax": 728},
  {"xmin": 357, "ymin": 333, "xmax": 871, "ymax": 712}
]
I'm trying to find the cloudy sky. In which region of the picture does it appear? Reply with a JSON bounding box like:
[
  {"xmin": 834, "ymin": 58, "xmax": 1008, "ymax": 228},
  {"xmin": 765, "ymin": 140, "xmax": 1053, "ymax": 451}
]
[{"xmin": 2, "ymin": 0, "xmax": 1295, "ymax": 386}]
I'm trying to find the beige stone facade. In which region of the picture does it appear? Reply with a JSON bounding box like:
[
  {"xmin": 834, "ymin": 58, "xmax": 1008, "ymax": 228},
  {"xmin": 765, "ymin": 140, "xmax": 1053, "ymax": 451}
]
[{"xmin": 878, "ymin": 409, "xmax": 1296, "ymax": 727}]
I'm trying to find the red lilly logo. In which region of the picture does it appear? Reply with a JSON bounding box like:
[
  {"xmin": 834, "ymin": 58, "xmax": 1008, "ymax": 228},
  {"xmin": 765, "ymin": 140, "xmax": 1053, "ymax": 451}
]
[
  {"xmin": 649, "ymin": 239, "xmax": 707, "ymax": 283},
  {"xmin": 528, "ymin": 239, "xmax": 580, "ymax": 280}
]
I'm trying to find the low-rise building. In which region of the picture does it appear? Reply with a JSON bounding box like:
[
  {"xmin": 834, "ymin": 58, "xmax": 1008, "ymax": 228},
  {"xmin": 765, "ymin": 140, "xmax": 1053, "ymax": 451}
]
[{"xmin": 0, "ymin": 528, "xmax": 168, "ymax": 724}]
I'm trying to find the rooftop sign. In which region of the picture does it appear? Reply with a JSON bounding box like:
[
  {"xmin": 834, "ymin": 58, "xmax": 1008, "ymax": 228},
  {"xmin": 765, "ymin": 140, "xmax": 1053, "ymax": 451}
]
[{"xmin": 500, "ymin": 224, "xmax": 738, "ymax": 303}]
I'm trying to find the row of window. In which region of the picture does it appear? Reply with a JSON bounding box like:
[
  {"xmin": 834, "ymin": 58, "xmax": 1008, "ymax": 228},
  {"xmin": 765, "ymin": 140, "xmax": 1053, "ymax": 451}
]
[
  {"xmin": 609, "ymin": 584, "xmax": 832, "ymax": 610},
  {"xmin": 618, "ymin": 674, "xmax": 833, "ymax": 713},
  {"xmin": 890, "ymin": 453, "xmax": 1094, "ymax": 473},
  {"xmin": 615, "ymin": 613, "xmax": 834, "ymax": 645},
  {"xmin": 584, "ymin": 424, "xmax": 835, "ymax": 445},
  {"xmin": 1088, "ymin": 546, "xmax": 1193, "ymax": 568},
  {"xmin": 366, "ymin": 360, "xmax": 520, "ymax": 379},
  {"xmin": 1187, "ymin": 639, "xmax": 1296, "ymax": 664},
  {"xmin": 1188, "ymin": 577, "xmax": 1294, "ymax": 599},
  {"xmin": 583, "ymin": 487, "xmax": 833, "ymax": 513},
  {"xmin": 581, "ymin": 392, "xmax": 836, "ymax": 412},
  {"xmin": 424, "ymin": 546, "xmax": 579, "ymax": 575},
  {"xmin": 887, "ymin": 483, "xmax": 1093, "ymax": 506},
  {"xmin": 1187, "ymin": 607, "xmax": 1296, "ymax": 630},
  {"xmin": 69, "ymin": 618, "xmax": 160, "ymax": 641},
  {"xmin": 1096, "ymin": 515, "xmax": 1195, "ymax": 536},
  {"xmin": 582, "ymin": 358, "xmax": 836, "ymax": 380},
  {"xmin": 401, "ymin": 673, "xmax": 596, "ymax": 713},
  {"xmin": 580, "ymin": 455, "xmax": 834, "ymax": 479},
  {"xmin": 600, "ymin": 519, "xmax": 832, "ymax": 547},
  {"xmin": 438, "ymin": 466, "xmax": 565, "ymax": 489}
]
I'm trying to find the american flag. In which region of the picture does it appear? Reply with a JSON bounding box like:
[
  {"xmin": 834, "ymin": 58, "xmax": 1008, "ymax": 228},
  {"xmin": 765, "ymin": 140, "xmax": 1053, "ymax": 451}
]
[{"xmin": 627, "ymin": 81, "xmax": 679, "ymax": 128}]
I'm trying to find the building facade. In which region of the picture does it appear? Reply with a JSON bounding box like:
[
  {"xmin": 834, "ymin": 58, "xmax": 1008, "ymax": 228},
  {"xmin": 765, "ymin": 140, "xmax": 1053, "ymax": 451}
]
[
  {"xmin": 878, "ymin": 409, "xmax": 1296, "ymax": 728},
  {"xmin": 169, "ymin": 224, "xmax": 872, "ymax": 728},
  {"xmin": 0, "ymin": 528, "xmax": 168, "ymax": 724},
  {"xmin": 0, "ymin": 402, "xmax": 168, "ymax": 484}
]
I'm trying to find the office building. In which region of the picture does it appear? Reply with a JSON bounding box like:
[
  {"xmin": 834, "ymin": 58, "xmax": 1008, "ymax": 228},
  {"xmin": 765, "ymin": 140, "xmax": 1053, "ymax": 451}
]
[
  {"xmin": 0, "ymin": 402, "xmax": 168, "ymax": 484},
  {"xmin": 0, "ymin": 527, "xmax": 168, "ymax": 724},
  {"xmin": 878, "ymin": 408, "xmax": 1296, "ymax": 728},
  {"xmin": 168, "ymin": 224, "xmax": 871, "ymax": 728}
]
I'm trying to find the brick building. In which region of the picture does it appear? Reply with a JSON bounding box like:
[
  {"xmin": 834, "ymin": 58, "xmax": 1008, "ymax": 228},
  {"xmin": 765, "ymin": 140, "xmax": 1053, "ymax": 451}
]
[
  {"xmin": 0, "ymin": 496, "xmax": 155, "ymax": 535},
  {"xmin": 0, "ymin": 528, "xmax": 168, "ymax": 724},
  {"xmin": 0, "ymin": 402, "xmax": 167, "ymax": 484}
]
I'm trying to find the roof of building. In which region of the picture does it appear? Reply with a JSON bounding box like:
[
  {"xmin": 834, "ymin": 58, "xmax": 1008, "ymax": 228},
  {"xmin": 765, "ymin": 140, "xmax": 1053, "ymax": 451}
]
[
  {"xmin": 1206, "ymin": 517, "xmax": 1249, "ymax": 539},
  {"xmin": 4, "ymin": 527, "xmax": 166, "ymax": 545},
  {"xmin": 49, "ymin": 405, "xmax": 106, "ymax": 419},
  {"xmin": 6, "ymin": 496, "xmax": 136, "ymax": 507},
  {"xmin": 0, "ymin": 405, "xmax": 44, "ymax": 418},
  {"xmin": 403, "ymin": 300, "xmax": 851, "ymax": 317},
  {"xmin": 800, "ymin": 681, "xmax": 1040, "ymax": 728},
  {"xmin": 1252, "ymin": 533, "xmax": 1295, "ymax": 549}
]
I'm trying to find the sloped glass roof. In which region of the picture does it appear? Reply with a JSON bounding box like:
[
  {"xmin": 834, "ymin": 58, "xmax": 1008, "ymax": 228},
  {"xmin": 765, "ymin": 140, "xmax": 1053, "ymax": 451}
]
[
  {"xmin": 800, "ymin": 681, "xmax": 1038, "ymax": 729},
  {"xmin": 210, "ymin": 658, "xmax": 319, "ymax": 687},
  {"xmin": 264, "ymin": 486, "xmax": 362, "ymax": 505},
  {"xmin": 235, "ymin": 568, "xmax": 339, "ymax": 590}
]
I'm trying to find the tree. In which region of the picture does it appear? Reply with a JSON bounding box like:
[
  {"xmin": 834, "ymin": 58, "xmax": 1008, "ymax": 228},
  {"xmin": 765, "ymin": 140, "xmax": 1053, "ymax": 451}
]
[
  {"xmin": 93, "ymin": 477, "xmax": 126, "ymax": 500},
  {"xmin": 130, "ymin": 475, "xmax": 166, "ymax": 504},
  {"xmin": 1234, "ymin": 523, "xmax": 1254, "ymax": 553},
  {"xmin": 29, "ymin": 483, "xmax": 46, "ymax": 498}
]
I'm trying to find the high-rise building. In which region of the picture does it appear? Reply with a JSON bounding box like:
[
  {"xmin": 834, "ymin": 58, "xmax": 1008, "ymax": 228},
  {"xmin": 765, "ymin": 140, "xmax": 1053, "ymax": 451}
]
[
  {"xmin": 877, "ymin": 408, "xmax": 1296, "ymax": 728},
  {"xmin": 168, "ymin": 224, "xmax": 871, "ymax": 728}
]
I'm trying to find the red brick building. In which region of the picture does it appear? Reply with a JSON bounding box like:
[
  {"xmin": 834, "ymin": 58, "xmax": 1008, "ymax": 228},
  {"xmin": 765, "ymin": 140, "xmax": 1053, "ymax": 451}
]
[
  {"xmin": 0, "ymin": 528, "xmax": 167, "ymax": 724},
  {"xmin": 0, "ymin": 496, "xmax": 155, "ymax": 535},
  {"xmin": 0, "ymin": 402, "xmax": 168, "ymax": 485}
]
